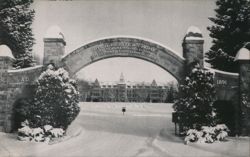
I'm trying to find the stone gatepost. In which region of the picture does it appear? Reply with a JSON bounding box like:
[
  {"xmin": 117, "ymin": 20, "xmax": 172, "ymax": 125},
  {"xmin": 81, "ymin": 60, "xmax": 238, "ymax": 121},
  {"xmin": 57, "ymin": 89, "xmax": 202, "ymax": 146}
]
[
  {"xmin": 235, "ymin": 43, "xmax": 250, "ymax": 135},
  {"xmin": 43, "ymin": 26, "xmax": 66, "ymax": 67},
  {"xmin": 182, "ymin": 26, "xmax": 204, "ymax": 72},
  {"xmin": 0, "ymin": 45, "xmax": 15, "ymax": 132}
]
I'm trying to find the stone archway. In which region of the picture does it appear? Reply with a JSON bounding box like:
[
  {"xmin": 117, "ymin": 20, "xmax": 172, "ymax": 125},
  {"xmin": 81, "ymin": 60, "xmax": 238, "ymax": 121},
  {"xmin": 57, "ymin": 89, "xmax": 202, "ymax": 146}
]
[
  {"xmin": 60, "ymin": 37, "xmax": 185, "ymax": 82},
  {"xmin": 6, "ymin": 26, "xmax": 250, "ymax": 135}
]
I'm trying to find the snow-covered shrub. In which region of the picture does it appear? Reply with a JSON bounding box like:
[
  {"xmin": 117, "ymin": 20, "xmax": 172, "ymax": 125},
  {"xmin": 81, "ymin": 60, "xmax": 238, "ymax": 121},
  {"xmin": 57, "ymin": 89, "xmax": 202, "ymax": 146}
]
[
  {"xmin": 17, "ymin": 126, "xmax": 33, "ymax": 141},
  {"xmin": 173, "ymin": 65, "xmax": 216, "ymax": 132},
  {"xmin": 49, "ymin": 128, "xmax": 65, "ymax": 138},
  {"xmin": 44, "ymin": 125, "xmax": 53, "ymax": 132},
  {"xmin": 214, "ymin": 124, "xmax": 229, "ymax": 141},
  {"xmin": 25, "ymin": 65, "xmax": 80, "ymax": 129},
  {"xmin": 18, "ymin": 123, "xmax": 65, "ymax": 142},
  {"xmin": 184, "ymin": 129, "xmax": 199, "ymax": 144},
  {"xmin": 216, "ymin": 131, "xmax": 228, "ymax": 141},
  {"xmin": 184, "ymin": 124, "xmax": 229, "ymax": 144},
  {"xmin": 31, "ymin": 127, "xmax": 44, "ymax": 142}
]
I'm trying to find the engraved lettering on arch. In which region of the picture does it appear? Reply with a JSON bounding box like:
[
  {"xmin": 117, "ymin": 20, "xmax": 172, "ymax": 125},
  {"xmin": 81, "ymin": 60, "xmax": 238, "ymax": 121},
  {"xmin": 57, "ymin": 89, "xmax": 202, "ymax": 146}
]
[{"xmin": 90, "ymin": 42, "xmax": 159, "ymax": 62}]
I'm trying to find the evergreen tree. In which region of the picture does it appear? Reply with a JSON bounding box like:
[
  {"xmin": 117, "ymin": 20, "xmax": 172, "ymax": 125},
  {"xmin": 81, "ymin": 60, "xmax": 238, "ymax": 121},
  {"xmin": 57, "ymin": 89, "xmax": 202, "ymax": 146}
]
[
  {"xmin": 206, "ymin": 0, "xmax": 250, "ymax": 72},
  {"xmin": 31, "ymin": 65, "xmax": 80, "ymax": 129},
  {"xmin": 0, "ymin": 0, "xmax": 35, "ymax": 68},
  {"xmin": 173, "ymin": 66, "xmax": 216, "ymax": 131}
]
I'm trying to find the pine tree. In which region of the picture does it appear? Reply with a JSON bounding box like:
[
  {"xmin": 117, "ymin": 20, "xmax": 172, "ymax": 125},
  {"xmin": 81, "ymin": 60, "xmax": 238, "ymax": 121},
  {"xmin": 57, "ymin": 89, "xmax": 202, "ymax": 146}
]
[
  {"xmin": 206, "ymin": 0, "xmax": 250, "ymax": 72},
  {"xmin": 0, "ymin": 0, "xmax": 35, "ymax": 68},
  {"xmin": 173, "ymin": 66, "xmax": 216, "ymax": 131}
]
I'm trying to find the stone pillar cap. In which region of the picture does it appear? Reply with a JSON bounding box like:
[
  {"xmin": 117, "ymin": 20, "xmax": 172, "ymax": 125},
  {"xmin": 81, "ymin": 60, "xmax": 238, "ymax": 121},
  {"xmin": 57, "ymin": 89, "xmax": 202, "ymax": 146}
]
[
  {"xmin": 0, "ymin": 45, "xmax": 15, "ymax": 59},
  {"xmin": 184, "ymin": 26, "xmax": 204, "ymax": 41},
  {"xmin": 234, "ymin": 42, "xmax": 250, "ymax": 61},
  {"xmin": 44, "ymin": 25, "xmax": 65, "ymax": 40}
]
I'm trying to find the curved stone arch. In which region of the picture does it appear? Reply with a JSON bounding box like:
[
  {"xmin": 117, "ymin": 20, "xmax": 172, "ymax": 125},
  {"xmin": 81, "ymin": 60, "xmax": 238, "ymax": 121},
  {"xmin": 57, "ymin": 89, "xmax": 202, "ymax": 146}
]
[{"xmin": 61, "ymin": 37, "xmax": 185, "ymax": 82}]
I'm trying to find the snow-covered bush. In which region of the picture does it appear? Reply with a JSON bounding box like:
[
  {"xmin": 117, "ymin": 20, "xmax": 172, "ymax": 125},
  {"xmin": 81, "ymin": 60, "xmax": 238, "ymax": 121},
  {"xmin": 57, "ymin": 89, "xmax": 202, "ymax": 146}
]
[
  {"xmin": 32, "ymin": 127, "xmax": 44, "ymax": 142},
  {"xmin": 214, "ymin": 124, "xmax": 229, "ymax": 141},
  {"xmin": 184, "ymin": 129, "xmax": 201, "ymax": 144},
  {"xmin": 50, "ymin": 128, "xmax": 65, "ymax": 138},
  {"xmin": 184, "ymin": 124, "xmax": 229, "ymax": 144},
  {"xmin": 17, "ymin": 123, "xmax": 65, "ymax": 143},
  {"xmin": 173, "ymin": 65, "xmax": 216, "ymax": 132},
  {"xmin": 25, "ymin": 65, "xmax": 80, "ymax": 129},
  {"xmin": 17, "ymin": 121, "xmax": 33, "ymax": 141},
  {"xmin": 44, "ymin": 125, "xmax": 53, "ymax": 132}
]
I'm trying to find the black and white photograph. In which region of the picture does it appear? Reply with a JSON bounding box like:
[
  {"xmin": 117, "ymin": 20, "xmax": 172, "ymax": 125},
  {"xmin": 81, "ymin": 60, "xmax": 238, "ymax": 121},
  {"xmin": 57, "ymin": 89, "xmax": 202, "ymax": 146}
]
[{"xmin": 0, "ymin": 0, "xmax": 249, "ymax": 156}]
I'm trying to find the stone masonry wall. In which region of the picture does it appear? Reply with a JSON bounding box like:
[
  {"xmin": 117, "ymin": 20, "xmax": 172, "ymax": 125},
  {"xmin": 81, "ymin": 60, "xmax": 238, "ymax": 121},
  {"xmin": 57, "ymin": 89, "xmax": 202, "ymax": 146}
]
[
  {"xmin": 0, "ymin": 57, "xmax": 14, "ymax": 132},
  {"xmin": 239, "ymin": 60, "xmax": 250, "ymax": 135},
  {"xmin": 3, "ymin": 66, "xmax": 44, "ymax": 132},
  {"xmin": 43, "ymin": 38, "xmax": 65, "ymax": 67}
]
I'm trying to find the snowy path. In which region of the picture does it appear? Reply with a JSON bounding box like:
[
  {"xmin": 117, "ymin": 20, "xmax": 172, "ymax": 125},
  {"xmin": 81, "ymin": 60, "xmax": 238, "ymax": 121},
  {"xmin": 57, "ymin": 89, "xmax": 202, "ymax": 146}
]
[
  {"xmin": 0, "ymin": 102, "xmax": 249, "ymax": 157},
  {"xmin": 32, "ymin": 103, "xmax": 173, "ymax": 157}
]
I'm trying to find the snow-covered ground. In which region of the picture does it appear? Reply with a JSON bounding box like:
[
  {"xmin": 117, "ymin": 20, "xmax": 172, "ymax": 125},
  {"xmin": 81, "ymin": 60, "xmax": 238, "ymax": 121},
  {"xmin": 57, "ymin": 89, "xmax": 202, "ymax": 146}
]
[{"xmin": 0, "ymin": 102, "xmax": 249, "ymax": 157}]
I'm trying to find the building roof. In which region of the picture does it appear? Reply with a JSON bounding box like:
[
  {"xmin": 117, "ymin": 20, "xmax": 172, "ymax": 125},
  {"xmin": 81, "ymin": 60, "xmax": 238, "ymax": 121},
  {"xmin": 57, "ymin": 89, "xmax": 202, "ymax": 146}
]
[
  {"xmin": 0, "ymin": 45, "xmax": 14, "ymax": 59},
  {"xmin": 85, "ymin": 73, "xmax": 171, "ymax": 89}
]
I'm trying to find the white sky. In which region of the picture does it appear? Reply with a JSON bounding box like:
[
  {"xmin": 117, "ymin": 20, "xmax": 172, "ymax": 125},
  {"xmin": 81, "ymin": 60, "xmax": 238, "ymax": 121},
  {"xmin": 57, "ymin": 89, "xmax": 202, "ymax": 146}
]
[{"xmin": 32, "ymin": 0, "xmax": 215, "ymax": 83}]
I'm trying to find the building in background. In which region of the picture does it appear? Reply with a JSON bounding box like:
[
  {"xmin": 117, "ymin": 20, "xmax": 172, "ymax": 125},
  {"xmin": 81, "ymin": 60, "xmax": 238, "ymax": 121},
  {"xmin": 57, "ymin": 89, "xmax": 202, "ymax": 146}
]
[{"xmin": 77, "ymin": 73, "xmax": 178, "ymax": 103}]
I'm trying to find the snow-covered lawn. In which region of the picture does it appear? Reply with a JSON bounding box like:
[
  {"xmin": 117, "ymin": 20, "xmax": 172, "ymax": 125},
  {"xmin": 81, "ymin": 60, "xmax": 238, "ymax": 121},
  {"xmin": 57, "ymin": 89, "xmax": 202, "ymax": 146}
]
[{"xmin": 0, "ymin": 102, "xmax": 249, "ymax": 157}]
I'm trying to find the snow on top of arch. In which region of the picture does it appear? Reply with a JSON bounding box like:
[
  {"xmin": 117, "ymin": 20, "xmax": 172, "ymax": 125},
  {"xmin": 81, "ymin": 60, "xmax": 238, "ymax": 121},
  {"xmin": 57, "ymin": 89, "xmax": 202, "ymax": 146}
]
[
  {"xmin": 45, "ymin": 25, "xmax": 64, "ymax": 39},
  {"xmin": 0, "ymin": 45, "xmax": 14, "ymax": 59}
]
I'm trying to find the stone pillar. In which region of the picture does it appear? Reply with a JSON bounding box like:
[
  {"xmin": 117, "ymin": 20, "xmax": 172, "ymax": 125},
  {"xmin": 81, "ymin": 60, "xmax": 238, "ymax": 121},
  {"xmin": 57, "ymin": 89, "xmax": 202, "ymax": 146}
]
[
  {"xmin": 235, "ymin": 43, "xmax": 250, "ymax": 135},
  {"xmin": 182, "ymin": 26, "xmax": 204, "ymax": 72},
  {"xmin": 0, "ymin": 45, "xmax": 15, "ymax": 132},
  {"xmin": 43, "ymin": 26, "xmax": 66, "ymax": 67}
]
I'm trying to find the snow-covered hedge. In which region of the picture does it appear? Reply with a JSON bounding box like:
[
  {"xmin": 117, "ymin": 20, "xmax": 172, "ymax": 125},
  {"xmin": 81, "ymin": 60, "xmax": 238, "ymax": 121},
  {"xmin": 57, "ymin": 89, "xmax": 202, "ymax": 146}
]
[
  {"xmin": 184, "ymin": 124, "xmax": 229, "ymax": 144},
  {"xmin": 17, "ymin": 121, "xmax": 64, "ymax": 142}
]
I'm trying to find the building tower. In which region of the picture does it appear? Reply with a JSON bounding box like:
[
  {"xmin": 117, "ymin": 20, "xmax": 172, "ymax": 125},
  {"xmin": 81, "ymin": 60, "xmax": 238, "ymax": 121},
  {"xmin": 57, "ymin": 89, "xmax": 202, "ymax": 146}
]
[
  {"xmin": 91, "ymin": 78, "xmax": 101, "ymax": 102},
  {"xmin": 150, "ymin": 79, "xmax": 160, "ymax": 102},
  {"xmin": 117, "ymin": 73, "xmax": 127, "ymax": 102}
]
